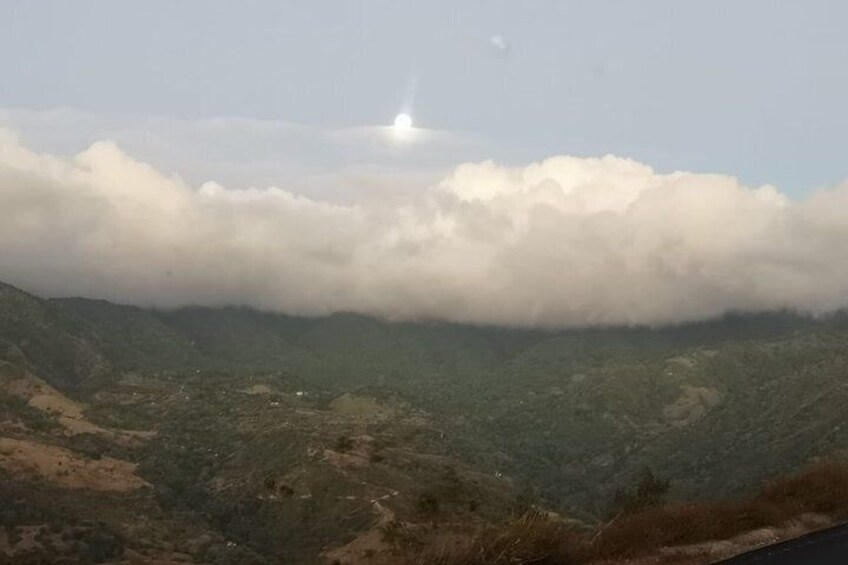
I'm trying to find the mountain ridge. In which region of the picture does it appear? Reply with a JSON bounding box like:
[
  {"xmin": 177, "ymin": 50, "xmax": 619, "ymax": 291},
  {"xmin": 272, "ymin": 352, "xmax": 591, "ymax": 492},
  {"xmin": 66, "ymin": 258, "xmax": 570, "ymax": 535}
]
[{"xmin": 4, "ymin": 278, "xmax": 848, "ymax": 563}]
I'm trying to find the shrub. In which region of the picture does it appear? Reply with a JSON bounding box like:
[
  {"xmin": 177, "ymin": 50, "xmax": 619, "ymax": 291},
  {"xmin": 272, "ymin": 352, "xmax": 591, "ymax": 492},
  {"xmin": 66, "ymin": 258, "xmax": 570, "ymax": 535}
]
[
  {"xmin": 592, "ymin": 459, "xmax": 848, "ymax": 560},
  {"xmin": 758, "ymin": 459, "xmax": 848, "ymax": 519},
  {"xmin": 420, "ymin": 509, "xmax": 581, "ymax": 565},
  {"xmin": 417, "ymin": 493, "xmax": 440, "ymax": 518},
  {"xmin": 611, "ymin": 467, "xmax": 670, "ymax": 514},
  {"xmin": 335, "ymin": 435, "xmax": 354, "ymax": 453}
]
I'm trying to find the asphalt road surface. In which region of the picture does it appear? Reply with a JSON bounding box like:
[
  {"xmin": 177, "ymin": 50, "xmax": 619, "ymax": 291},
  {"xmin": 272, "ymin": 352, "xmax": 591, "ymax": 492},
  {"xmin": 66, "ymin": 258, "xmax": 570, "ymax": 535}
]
[{"xmin": 720, "ymin": 523, "xmax": 848, "ymax": 564}]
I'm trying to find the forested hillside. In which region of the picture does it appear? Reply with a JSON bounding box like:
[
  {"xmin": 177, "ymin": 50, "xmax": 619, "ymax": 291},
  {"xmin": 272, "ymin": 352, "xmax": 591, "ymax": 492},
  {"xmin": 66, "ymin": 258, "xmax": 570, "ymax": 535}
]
[{"xmin": 3, "ymin": 279, "xmax": 848, "ymax": 563}]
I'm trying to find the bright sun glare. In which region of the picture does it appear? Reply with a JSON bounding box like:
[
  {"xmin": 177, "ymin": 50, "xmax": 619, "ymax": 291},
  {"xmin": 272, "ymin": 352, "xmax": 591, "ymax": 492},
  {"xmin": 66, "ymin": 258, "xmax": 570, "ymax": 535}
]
[{"xmin": 393, "ymin": 113, "xmax": 413, "ymax": 131}]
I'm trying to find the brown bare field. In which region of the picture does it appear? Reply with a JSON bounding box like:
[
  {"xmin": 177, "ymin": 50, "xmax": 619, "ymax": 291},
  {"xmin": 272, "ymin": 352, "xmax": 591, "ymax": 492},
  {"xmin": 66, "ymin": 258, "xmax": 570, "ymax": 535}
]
[{"xmin": 0, "ymin": 437, "xmax": 149, "ymax": 492}]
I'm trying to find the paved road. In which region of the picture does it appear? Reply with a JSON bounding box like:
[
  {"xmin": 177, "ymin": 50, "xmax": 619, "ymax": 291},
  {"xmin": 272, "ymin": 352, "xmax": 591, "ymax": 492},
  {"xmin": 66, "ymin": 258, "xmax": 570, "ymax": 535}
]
[{"xmin": 720, "ymin": 523, "xmax": 848, "ymax": 564}]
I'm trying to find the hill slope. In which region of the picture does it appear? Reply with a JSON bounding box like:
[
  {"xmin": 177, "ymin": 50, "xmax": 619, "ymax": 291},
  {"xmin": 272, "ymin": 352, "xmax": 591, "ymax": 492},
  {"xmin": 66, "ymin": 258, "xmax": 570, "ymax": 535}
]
[{"xmin": 2, "ymin": 280, "xmax": 848, "ymax": 562}]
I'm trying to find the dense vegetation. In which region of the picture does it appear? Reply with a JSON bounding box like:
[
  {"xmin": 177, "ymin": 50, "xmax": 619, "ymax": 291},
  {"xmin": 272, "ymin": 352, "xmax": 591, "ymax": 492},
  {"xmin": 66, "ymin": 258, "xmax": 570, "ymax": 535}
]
[{"xmin": 3, "ymin": 279, "xmax": 848, "ymax": 563}]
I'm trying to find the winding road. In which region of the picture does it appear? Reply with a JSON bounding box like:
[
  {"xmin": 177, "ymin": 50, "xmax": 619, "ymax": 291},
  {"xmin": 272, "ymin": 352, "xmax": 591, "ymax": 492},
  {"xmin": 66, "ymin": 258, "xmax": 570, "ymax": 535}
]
[{"xmin": 720, "ymin": 523, "xmax": 848, "ymax": 564}]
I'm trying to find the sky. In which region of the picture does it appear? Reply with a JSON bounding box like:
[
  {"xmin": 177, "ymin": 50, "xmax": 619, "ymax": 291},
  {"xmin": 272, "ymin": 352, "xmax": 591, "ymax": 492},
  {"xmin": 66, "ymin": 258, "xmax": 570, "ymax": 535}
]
[
  {"xmin": 2, "ymin": 0, "xmax": 847, "ymax": 193},
  {"xmin": 2, "ymin": 1, "xmax": 848, "ymax": 327}
]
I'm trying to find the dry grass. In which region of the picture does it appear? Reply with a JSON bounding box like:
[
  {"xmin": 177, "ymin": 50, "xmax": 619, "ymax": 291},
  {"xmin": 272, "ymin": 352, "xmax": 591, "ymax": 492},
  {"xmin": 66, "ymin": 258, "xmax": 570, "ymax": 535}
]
[
  {"xmin": 758, "ymin": 459, "xmax": 848, "ymax": 518},
  {"xmin": 419, "ymin": 509, "xmax": 582, "ymax": 565},
  {"xmin": 424, "ymin": 459, "xmax": 848, "ymax": 565},
  {"xmin": 590, "ymin": 459, "xmax": 848, "ymax": 561},
  {"xmin": 0, "ymin": 437, "xmax": 149, "ymax": 492}
]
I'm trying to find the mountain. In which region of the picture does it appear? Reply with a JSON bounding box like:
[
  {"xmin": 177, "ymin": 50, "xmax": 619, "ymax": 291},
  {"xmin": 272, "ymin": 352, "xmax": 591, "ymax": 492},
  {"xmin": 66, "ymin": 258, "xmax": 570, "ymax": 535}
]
[{"xmin": 2, "ymin": 279, "xmax": 848, "ymax": 563}]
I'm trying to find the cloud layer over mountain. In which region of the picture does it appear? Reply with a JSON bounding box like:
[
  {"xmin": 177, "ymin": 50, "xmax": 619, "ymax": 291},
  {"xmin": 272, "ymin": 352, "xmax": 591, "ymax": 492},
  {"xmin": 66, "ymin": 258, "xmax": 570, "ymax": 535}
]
[{"xmin": 2, "ymin": 127, "xmax": 848, "ymax": 327}]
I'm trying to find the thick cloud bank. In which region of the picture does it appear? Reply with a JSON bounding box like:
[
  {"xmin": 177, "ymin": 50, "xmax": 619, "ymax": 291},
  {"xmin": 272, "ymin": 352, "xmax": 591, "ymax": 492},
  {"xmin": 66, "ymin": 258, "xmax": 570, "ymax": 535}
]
[{"xmin": 1, "ymin": 128, "xmax": 847, "ymax": 327}]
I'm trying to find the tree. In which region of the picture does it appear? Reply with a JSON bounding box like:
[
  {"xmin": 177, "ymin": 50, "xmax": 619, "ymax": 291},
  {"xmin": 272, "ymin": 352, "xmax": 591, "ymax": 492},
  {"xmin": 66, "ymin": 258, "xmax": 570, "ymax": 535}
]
[{"xmin": 612, "ymin": 467, "xmax": 670, "ymax": 514}]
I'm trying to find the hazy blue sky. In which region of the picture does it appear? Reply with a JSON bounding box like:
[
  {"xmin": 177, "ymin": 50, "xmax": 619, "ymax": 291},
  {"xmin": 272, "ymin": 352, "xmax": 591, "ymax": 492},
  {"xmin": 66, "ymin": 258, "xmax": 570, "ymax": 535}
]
[
  {"xmin": 4, "ymin": 1, "xmax": 848, "ymax": 325},
  {"xmin": 1, "ymin": 0, "xmax": 847, "ymax": 195}
]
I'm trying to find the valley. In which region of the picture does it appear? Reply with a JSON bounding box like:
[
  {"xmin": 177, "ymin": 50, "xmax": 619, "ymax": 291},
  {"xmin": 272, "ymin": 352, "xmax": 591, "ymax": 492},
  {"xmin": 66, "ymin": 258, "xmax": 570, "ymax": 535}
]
[{"xmin": 2, "ymin": 280, "xmax": 848, "ymax": 563}]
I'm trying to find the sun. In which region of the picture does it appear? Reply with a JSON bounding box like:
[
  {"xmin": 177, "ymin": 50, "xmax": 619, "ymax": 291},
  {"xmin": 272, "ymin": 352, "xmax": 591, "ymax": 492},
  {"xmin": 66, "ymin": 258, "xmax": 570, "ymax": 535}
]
[{"xmin": 393, "ymin": 113, "xmax": 413, "ymax": 131}]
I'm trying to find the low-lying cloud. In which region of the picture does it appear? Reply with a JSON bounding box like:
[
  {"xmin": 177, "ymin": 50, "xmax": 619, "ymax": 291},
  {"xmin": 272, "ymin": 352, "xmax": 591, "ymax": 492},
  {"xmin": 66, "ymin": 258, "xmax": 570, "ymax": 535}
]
[
  {"xmin": 0, "ymin": 108, "xmax": 486, "ymax": 198},
  {"xmin": 2, "ymin": 127, "xmax": 848, "ymax": 328}
]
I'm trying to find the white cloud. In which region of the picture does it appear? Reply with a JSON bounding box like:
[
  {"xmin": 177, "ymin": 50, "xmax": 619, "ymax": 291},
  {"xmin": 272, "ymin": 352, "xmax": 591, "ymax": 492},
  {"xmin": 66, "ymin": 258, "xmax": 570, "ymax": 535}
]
[
  {"xmin": 0, "ymin": 107, "xmax": 485, "ymax": 203},
  {"xmin": 1, "ymin": 124, "xmax": 848, "ymax": 328}
]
